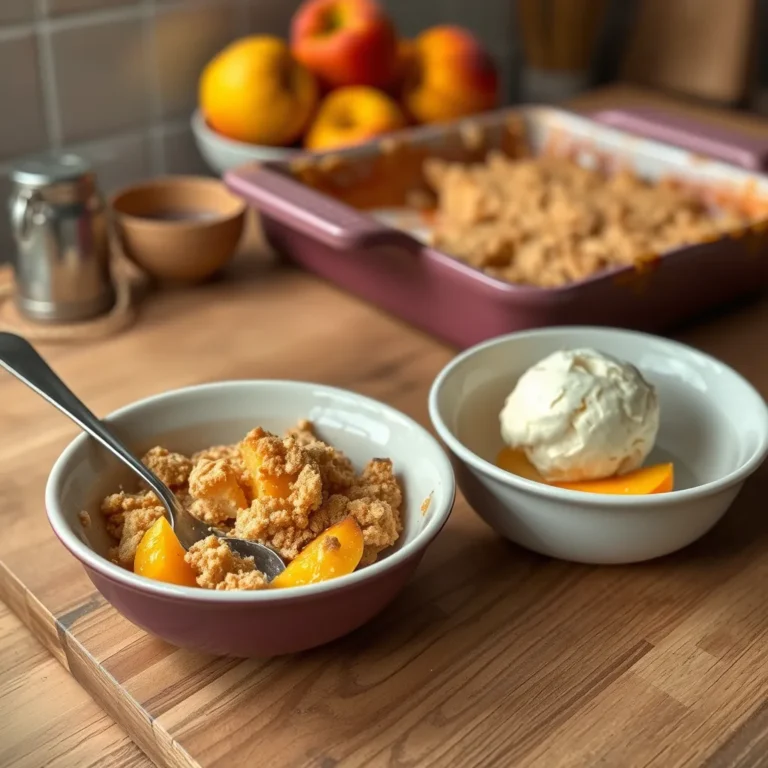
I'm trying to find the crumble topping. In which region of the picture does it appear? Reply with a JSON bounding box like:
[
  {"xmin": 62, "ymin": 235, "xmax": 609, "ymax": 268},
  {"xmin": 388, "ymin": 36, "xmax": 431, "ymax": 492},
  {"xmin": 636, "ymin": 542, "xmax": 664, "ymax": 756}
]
[
  {"xmin": 97, "ymin": 421, "xmax": 404, "ymax": 589},
  {"xmin": 101, "ymin": 490, "xmax": 165, "ymax": 568},
  {"xmin": 192, "ymin": 444, "xmax": 249, "ymax": 486},
  {"xmin": 286, "ymin": 420, "xmax": 357, "ymax": 495},
  {"xmin": 424, "ymin": 151, "xmax": 752, "ymax": 288},
  {"xmin": 188, "ymin": 458, "xmax": 249, "ymax": 526},
  {"xmin": 241, "ymin": 426, "xmax": 312, "ymax": 478},
  {"xmin": 184, "ymin": 536, "xmax": 268, "ymax": 591},
  {"xmin": 141, "ymin": 446, "xmax": 192, "ymax": 489}
]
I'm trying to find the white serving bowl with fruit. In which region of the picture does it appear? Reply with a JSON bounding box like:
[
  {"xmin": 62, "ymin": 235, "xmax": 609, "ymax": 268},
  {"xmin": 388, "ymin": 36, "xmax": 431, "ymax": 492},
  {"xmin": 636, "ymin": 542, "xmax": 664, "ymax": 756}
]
[
  {"xmin": 429, "ymin": 326, "xmax": 768, "ymax": 564},
  {"xmin": 191, "ymin": 109, "xmax": 302, "ymax": 176},
  {"xmin": 193, "ymin": 0, "xmax": 499, "ymax": 175}
]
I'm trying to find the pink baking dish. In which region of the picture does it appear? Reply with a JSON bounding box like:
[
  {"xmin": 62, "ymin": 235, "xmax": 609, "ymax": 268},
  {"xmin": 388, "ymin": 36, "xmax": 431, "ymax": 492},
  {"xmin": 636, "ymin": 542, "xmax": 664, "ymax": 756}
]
[{"xmin": 226, "ymin": 106, "xmax": 768, "ymax": 348}]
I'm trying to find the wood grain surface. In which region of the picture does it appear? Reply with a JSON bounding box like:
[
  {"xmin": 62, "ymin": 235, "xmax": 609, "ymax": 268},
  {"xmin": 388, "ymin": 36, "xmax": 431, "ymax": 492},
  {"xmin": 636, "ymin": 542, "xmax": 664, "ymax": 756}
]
[
  {"xmin": 3, "ymin": 85, "xmax": 768, "ymax": 768},
  {"xmin": 0, "ymin": 602, "xmax": 149, "ymax": 767}
]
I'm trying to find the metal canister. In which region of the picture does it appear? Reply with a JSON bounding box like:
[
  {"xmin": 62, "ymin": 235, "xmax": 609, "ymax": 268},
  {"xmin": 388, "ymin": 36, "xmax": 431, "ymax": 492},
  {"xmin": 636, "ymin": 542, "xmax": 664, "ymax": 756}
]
[{"xmin": 8, "ymin": 154, "xmax": 115, "ymax": 322}]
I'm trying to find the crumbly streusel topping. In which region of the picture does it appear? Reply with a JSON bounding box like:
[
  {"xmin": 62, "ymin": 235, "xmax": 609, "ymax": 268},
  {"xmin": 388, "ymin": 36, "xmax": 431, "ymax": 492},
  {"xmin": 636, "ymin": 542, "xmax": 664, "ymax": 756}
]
[
  {"xmin": 424, "ymin": 151, "xmax": 752, "ymax": 288},
  {"xmin": 184, "ymin": 535, "xmax": 268, "ymax": 591},
  {"xmin": 96, "ymin": 421, "xmax": 404, "ymax": 588},
  {"xmin": 192, "ymin": 444, "xmax": 249, "ymax": 486},
  {"xmin": 234, "ymin": 426, "xmax": 401, "ymax": 563},
  {"xmin": 141, "ymin": 446, "xmax": 193, "ymax": 489},
  {"xmin": 101, "ymin": 490, "xmax": 165, "ymax": 568},
  {"xmin": 286, "ymin": 420, "xmax": 357, "ymax": 496},
  {"xmin": 188, "ymin": 458, "xmax": 249, "ymax": 526}
]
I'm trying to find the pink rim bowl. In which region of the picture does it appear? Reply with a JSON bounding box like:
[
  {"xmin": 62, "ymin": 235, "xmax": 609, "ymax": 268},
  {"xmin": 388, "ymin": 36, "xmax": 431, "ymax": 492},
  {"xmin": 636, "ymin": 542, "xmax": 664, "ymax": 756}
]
[{"xmin": 46, "ymin": 380, "xmax": 456, "ymax": 657}]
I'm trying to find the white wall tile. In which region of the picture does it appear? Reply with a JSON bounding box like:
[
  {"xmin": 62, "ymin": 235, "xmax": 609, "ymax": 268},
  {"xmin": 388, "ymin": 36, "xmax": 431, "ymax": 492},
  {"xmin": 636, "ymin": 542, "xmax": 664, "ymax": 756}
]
[
  {"xmin": 0, "ymin": 0, "xmax": 37, "ymax": 24},
  {"xmin": 49, "ymin": 16, "xmax": 152, "ymax": 143},
  {"xmin": 160, "ymin": 125, "xmax": 212, "ymax": 176},
  {"xmin": 380, "ymin": 0, "xmax": 430, "ymax": 38},
  {"xmin": 65, "ymin": 132, "xmax": 154, "ymax": 194},
  {"xmin": 246, "ymin": 0, "xmax": 300, "ymax": 37},
  {"xmin": 151, "ymin": 1, "xmax": 240, "ymax": 121},
  {"xmin": 0, "ymin": 33, "xmax": 48, "ymax": 160}
]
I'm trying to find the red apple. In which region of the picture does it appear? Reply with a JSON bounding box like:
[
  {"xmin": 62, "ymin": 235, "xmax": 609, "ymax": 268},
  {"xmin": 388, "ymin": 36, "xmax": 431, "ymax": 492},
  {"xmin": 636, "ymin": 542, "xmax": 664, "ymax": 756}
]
[{"xmin": 290, "ymin": 0, "xmax": 398, "ymax": 89}]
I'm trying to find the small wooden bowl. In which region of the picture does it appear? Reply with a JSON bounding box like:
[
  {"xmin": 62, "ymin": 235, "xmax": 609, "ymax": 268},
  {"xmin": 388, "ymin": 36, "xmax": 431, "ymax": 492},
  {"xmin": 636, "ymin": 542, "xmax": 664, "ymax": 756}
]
[{"xmin": 110, "ymin": 176, "xmax": 246, "ymax": 284}]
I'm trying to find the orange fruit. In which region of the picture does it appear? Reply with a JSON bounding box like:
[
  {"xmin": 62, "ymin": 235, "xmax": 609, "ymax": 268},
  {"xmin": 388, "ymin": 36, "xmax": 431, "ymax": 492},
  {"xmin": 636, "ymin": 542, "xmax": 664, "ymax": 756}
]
[
  {"xmin": 200, "ymin": 35, "xmax": 318, "ymax": 146},
  {"xmin": 270, "ymin": 517, "xmax": 364, "ymax": 588},
  {"xmin": 304, "ymin": 85, "xmax": 406, "ymax": 151},
  {"xmin": 134, "ymin": 517, "xmax": 197, "ymax": 587}
]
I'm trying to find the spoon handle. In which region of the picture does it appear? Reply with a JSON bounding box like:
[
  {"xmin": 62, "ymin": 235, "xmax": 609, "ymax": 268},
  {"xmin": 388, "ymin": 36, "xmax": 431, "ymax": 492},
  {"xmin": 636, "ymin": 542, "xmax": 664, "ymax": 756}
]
[{"xmin": 0, "ymin": 332, "xmax": 176, "ymax": 510}]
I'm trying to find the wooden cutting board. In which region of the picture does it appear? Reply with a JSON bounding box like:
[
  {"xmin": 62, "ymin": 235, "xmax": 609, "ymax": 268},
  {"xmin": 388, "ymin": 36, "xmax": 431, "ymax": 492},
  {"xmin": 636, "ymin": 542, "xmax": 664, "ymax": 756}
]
[
  {"xmin": 4, "ymin": 87, "xmax": 768, "ymax": 767},
  {"xmin": 0, "ymin": 601, "xmax": 148, "ymax": 768}
]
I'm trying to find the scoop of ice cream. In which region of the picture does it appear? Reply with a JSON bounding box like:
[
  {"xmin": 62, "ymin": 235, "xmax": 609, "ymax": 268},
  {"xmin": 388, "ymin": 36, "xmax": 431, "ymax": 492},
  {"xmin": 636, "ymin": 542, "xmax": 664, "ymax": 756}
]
[{"xmin": 499, "ymin": 348, "xmax": 660, "ymax": 483}]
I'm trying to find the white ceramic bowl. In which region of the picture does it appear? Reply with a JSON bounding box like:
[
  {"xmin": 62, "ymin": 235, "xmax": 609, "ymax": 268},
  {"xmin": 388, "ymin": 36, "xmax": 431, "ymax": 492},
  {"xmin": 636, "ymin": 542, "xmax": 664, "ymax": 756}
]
[
  {"xmin": 191, "ymin": 110, "xmax": 303, "ymax": 176},
  {"xmin": 46, "ymin": 381, "xmax": 455, "ymax": 657},
  {"xmin": 429, "ymin": 326, "xmax": 768, "ymax": 565}
]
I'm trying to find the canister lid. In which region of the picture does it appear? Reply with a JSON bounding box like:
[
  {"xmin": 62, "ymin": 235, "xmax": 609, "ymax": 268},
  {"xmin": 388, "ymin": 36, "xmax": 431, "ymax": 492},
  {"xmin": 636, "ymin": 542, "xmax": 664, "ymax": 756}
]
[{"xmin": 10, "ymin": 153, "xmax": 93, "ymax": 188}]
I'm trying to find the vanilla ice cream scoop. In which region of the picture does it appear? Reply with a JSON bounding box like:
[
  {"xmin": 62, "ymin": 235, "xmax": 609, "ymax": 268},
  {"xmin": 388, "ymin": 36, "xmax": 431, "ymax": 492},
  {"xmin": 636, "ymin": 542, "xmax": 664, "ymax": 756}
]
[{"xmin": 499, "ymin": 348, "xmax": 660, "ymax": 482}]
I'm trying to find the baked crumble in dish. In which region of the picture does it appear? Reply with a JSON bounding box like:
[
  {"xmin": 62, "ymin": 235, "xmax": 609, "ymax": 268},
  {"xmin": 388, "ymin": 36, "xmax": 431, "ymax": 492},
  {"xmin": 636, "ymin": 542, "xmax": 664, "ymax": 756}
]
[
  {"xmin": 96, "ymin": 420, "xmax": 403, "ymax": 591},
  {"xmin": 422, "ymin": 151, "xmax": 755, "ymax": 288}
]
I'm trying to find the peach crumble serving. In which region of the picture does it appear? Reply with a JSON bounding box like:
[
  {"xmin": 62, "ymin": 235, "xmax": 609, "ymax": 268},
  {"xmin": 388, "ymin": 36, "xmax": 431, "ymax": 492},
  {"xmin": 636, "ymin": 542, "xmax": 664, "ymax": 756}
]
[
  {"xmin": 96, "ymin": 421, "xmax": 403, "ymax": 591},
  {"xmin": 423, "ymin": 152, "xmax": 752, "ymax": 288}
]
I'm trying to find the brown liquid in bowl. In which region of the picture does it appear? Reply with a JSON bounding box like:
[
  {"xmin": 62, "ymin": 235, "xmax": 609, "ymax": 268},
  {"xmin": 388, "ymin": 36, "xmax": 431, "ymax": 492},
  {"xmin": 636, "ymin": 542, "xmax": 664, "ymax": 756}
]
[{"xmin": 137, "ymin": 210, "xmax": 220, "ymax": 222}]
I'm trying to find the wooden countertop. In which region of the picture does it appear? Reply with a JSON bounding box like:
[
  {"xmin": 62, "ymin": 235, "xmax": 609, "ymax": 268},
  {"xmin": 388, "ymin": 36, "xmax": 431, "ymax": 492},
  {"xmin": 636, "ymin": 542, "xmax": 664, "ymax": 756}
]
[
  {"xmin": 0, "ymin": 601, "xmax": 149, "ymax": 768},
  {"xmin": 3, "ymin": 84, "xmax": 768, "ymax": 767}
]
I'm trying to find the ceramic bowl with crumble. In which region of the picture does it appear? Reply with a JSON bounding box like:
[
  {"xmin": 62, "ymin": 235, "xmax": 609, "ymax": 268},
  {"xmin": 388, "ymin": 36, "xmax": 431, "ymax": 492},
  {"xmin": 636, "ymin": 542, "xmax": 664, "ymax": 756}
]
[{"xmin": 46, "ymin": 381, "xmax": 455, "ymax": 657}]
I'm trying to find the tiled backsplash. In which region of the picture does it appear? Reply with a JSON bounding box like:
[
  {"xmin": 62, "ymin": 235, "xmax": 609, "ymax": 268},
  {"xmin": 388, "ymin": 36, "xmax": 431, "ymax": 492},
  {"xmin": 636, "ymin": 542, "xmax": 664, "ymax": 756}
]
[
  {"xmin": 0, "ymin": 0, "xmax": 517, "ymax": 264},
  {"xmin": 2, "ymin": 1, "xmax": 766, "ymax": 265},
  {"xmin": 0, "ymin": 0, "xmax": 301, "ymax": 262}
]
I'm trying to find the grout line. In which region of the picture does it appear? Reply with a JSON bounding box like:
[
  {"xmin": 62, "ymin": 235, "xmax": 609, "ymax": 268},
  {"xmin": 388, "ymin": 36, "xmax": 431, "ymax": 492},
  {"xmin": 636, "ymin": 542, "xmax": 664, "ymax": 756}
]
[
  {"xmin": 155, "ymin": 117, "xmax": 194, "ymax": 135},
  {"xmin": 66, "ymin": 126, "xmax": 155, "ymax": 157},
  {"xmin": 144, "ymin": 0, "xmax": 224, "ymax": 174},
  {"xmin": 142, "ymin": 1, "xmax": 165, "ymax": 175},
  {"xmin": 143, "ymin": 1, "xmax": 162, "ymax": 124},
  {"xmin": 152, "ymin": 0, "xmax": 225, "ymax": 13},
  {"xmin": 0, "ymin": 24, "xmax": 35, "ymax": 41},
  {"xmin": 36, "ymin": 16, "xmax": 63, "ymax": 149},
  {"xmin": 42, "ymin": 4, "xmax": 146, "ymax": 31},
  {"xmin": 2, "ymin": 0, "xmax": 227, "ymax": 179},
  {"xmin": 149, "ymin": 132, "xmax": 167, "ymax": 176}
]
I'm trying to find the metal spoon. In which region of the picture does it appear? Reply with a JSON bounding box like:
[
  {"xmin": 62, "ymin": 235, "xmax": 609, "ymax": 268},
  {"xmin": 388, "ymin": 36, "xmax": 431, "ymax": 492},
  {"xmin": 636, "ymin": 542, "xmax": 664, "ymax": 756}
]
[{"xmin": 0, "ymin": 332, "xmax": 285, "ymax": 581}]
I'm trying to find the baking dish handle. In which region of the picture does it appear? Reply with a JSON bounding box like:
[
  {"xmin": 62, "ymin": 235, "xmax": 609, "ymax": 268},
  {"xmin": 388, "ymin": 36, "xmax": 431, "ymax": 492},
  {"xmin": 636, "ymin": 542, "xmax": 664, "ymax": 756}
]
[
  {"xmin": 225, "ymin": 166, "xmax": 416, "ymax": 250},
  {"xmin": 590, "ymin": 108, "xmax": 768, "ymax": 171}
]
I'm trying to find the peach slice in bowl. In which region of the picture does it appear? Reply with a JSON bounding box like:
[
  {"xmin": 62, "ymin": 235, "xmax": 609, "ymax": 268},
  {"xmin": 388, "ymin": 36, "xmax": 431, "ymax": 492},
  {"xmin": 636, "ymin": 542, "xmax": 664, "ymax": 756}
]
[{"xmin": 429, "ymin": 326, "xmax": 768, "ymax": 565}]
